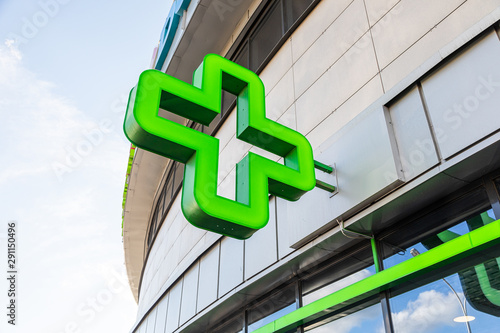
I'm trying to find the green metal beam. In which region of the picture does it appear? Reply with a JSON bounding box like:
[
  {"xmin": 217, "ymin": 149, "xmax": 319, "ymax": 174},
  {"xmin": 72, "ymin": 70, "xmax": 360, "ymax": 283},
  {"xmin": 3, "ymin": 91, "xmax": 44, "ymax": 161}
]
[
  {"xmin": 315, "ymin": 179, "xmax": 336, "ymax": 192},
  {"xmin": 313, "ymin": 160, "xmax": 333, "ymax": 174},
  {"xmin": 371, "ymin": 238, "xmax": 381, "ymax": 274}
]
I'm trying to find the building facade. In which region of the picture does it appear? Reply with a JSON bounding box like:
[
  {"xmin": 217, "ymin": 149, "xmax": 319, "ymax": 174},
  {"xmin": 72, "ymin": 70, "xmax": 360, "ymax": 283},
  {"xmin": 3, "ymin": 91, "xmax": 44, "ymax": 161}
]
[{"xmin": 122, "ymin": 0, "xmax": 500, "ymax": 332}]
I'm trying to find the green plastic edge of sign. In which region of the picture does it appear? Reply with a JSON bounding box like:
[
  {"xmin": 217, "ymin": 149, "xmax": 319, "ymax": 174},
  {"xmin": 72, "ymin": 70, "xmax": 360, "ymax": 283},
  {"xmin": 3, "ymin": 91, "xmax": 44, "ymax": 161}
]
[
  {"xmin": 253, "ymin": 218, "xmax": 500, "ymax": 333},
  {"xmin": 123, "ymin": 54, "xmax": 315, "ymax": 239}
]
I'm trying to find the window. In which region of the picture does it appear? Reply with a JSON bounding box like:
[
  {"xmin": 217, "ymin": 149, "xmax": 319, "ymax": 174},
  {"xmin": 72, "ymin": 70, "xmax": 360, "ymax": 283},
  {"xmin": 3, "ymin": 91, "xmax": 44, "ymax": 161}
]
[
  {"xmin": 388, "ymin": 209, "xmax": 500, "ymax": 333},
  {"xmin": 305, "ymin": 302, "xmax": 384, "ymax": 333},
  {"xmin": 249, "ymin": 2, "xmax": 283, "ymax": 71},
  {"xmin": 247, "ymin": 284, "xmax": 297, "ymax": 332}
]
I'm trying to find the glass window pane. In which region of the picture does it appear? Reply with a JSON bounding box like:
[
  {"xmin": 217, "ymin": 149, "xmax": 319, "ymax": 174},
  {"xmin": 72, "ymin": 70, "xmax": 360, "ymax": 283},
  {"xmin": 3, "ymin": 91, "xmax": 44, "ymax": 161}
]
[
  {"xmin": 221, "ymin": 91, "xmax": 236, "ymax": 118},
  {"xmin": 247, "ymin": 284, "xmax": 296, "ymax": 332},
  {"xmin": 303, "ymin": 266, "xmax": 376, "ymax": 306},
  {"xmin": 495, "ymin": 178, "xmax": 500, "ymax": 208},
  {"xmin": 387, "ymin": 208, "xmax": 500, "ymax": 332},
  {"xmin": 148, "ymin": 209, "xmax": 159, "ymax": 247},
  {"xmin": 305, "ymin": 302, "xmax": 384, "ymax": 333},
  {"xmin": 249, "ymin": 2, "xmax": 283, "ymax": 71},
  {"xmin": 390, "ymin": 260, "xmax": 500, "ymax": 333},
  {"xmin": 160, "ymin": 181, "xmax": 167, "ymax": 216},
  {"xmin": 381, "ymin": 187, "xmax": 491, "ymax": 270},
  {"xmin": 173, "ymin": 162, "xmax": 184, "ymax": 192},
  {"xmin": 234, "ymin": 43, "xmax": 249, "ymax": 68},
  {"xmin": 302, "ymin": 245, "xmax": 375, "ymax": 306},
  {"xmin": 383, "ymin": 209, "xmax": 494, "ymax": 270},
  {"xmin": 163, "ymin": 166, "xmax": 174, "ymax": 209},
  {"xmin": 283, "ymin": 0, "xmax": 314, "ymax": 31},
  {"xmin": 210, "ymin": 313, "xmax": 244, "ymax": 333},
  {"xmin": 205, "ymin": 113, "xmax": 221, "ymax": 136}
]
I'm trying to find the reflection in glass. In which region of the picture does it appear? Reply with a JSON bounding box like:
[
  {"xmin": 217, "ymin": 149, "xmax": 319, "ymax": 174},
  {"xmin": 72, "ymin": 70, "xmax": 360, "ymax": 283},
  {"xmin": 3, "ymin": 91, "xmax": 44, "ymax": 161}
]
[
  {"xmin": 303, "ymin": 267, "xmax": 376, "ymax": 306},
  {"xmin": 283, "ymin": 0, "xmax": 314, "ymax": 31},
  {"xmin": 302, "ymin": 245, "xmax": 375, "ymax": 306},
  {"xmin": 249, "ymin": 2, "xmax": 283, "ymax": 71},
  {"xmin": 388, "ymin": 209, "xmax": 500, "ymax": 332},
  {"xmin": 305, "ymin": 303, "xmax": 384, "ymax": 333},
  {"xmin": 210, "ymin": 312, "xmax": 244, "ymax": 333},
  {"xmin": 247, "ymin": 284, "xmax": 296, "ymax": 332}
]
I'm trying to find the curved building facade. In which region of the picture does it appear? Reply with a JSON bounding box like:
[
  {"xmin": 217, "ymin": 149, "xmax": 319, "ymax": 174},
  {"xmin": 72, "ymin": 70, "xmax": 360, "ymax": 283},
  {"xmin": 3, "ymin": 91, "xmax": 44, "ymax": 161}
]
[{"xmin": 123, "ymin": 1, "xmax": 500, "ymax": 332}]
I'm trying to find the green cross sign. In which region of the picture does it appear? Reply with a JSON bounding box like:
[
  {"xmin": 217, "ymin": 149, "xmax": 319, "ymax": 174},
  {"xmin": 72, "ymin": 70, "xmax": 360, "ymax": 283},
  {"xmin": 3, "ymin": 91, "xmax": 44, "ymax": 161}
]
[{"xmin": 124, "ymin": 54, "xmax": 315, "ymax": 239}]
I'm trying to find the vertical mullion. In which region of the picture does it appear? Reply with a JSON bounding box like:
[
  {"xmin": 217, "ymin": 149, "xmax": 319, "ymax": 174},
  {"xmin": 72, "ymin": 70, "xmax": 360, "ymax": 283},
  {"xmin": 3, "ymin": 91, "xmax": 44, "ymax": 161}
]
[
  {"xmin": 295, "ymin": 280, "xmax": 304, "ymax": 333},
  {"xmin": 484, "ymin": 177, "xmax": 500, "ymax": 219},
  {"xmin": 243, "ymin": 307, "xmax": 248, "ymax": 333},
  {"xmin": 380, "ymin": 290, "xmax": 395, "ymax": 333},
  {"xmin": 374, "ymin": 238, "xmax": 395, "ymax": 333}
]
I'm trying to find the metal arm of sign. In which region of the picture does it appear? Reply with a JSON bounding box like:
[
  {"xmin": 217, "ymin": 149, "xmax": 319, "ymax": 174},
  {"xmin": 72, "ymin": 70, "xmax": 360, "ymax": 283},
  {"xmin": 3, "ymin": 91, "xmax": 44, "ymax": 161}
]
[
  {"xmin": 313, "ymin": 160, "xmax": 333, "ymax": 173},
  {"xmin": 314, "ymin": 160, "xmax": 336, "ymax": 192}
]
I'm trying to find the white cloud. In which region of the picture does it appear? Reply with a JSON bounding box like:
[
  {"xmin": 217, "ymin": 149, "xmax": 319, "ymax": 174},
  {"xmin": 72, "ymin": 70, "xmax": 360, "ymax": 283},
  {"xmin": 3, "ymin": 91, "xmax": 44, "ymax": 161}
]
[
  {"xmin": 0, "ymin": 40, "xmax": 97, "ymax": 183},
  {"xmin": 391, "ymin": 289, "xmax": 463, "ymax": 333},
  {"xmin": 0, "ymin": 39, "xmax": 129, "ymax": 187},
  {"xmin": 310, "ymin": 304, "xmax": 383, "ymax": 333},
  {"xmin": 0, "ymin": 40, "xmax": 135, "ymax": 333}
]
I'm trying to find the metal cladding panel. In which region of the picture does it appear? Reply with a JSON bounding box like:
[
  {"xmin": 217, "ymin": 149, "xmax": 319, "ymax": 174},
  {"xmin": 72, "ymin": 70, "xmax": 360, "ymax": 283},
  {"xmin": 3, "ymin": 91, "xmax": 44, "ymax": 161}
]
[
  {"xmin": 154, "ymin": 294, "xmax": 169, "ymax": 333},
  {"xmin": 244, "ymin": 197, "xmax": 278, "ymax": 280},
  {"xmin": 165, "ymin": 279, "xmax": 183, "ymax": 333},
  {"xmin": 146, "ymin": 306, "xmax": 157, "ymax": 333},
  {"xmin": 218, "ymin": 236, "xmax": 244, "ymax": 297},
  {"xmin": 276, "ymin": 197, "xmax": 295, "ymax": 260},
  {"xmin": 179, "ymin": 263, "xmax": 200, "ymax": 325},
  {"xmin": 197, "ymin": 243, "xmax": 220, "ymax": 312},
  {"xmin": 422, "ymin": 30, "xmax": 500, "ymax": 159},
  {"xmin": 282, "ymin": 107, "xmax": 404, "ymax": 248},
  {"xmin": 388, "ymin": 86, "xmax": 439, "ymax": 180}
]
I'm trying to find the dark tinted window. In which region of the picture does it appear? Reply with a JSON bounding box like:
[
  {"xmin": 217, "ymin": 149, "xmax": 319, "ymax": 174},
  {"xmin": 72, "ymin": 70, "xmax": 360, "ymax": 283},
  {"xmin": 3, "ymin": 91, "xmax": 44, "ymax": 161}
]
[
  {"xmin": 283, "ymin": 0, "xmax": 314, "ymax": 31},
  {"xmin": 250, "ymin": 2, "xmax": 283, "ymax": 71}
]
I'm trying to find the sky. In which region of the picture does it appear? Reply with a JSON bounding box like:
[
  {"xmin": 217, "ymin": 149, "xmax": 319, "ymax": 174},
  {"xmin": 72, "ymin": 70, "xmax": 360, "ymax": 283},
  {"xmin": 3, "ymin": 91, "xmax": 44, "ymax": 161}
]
[{"xmin": 0, "ymin": 0, "xmax": 173, "ymax": 332}]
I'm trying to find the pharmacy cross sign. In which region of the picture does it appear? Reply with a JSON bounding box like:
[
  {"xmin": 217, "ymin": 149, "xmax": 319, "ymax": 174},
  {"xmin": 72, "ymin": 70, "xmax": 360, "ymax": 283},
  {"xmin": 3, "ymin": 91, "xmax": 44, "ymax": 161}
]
[{"xmin": 123, "ymin": 54, "xmax": 316, "ymax": 239}]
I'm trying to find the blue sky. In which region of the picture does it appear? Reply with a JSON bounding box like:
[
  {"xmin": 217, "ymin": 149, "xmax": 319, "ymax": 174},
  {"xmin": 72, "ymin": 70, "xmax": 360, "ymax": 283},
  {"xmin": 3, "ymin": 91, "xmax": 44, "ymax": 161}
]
[{"xmin": 0, "ymin": 0, "xmax": 173, "ymax": 331}]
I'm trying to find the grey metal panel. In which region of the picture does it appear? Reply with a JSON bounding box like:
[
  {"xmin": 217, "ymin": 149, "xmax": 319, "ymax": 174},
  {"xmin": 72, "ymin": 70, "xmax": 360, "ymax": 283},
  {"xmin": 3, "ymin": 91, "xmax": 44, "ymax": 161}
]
[
  {"xmin": 244, "ymin": 197, "xmax": 278, "ymax": 280},
  {"xmin": 165, "ymin": 279, "xmax": 183, "ymax": 333},
  {"xmin": 283, "ymin": 107, "xmax": 404, "ymax": 248},
  {"xmin": 218, "ymin": 236, "xmax": 244, "ymax": 297},
  {"xmin": 146, "ymin": 306, "xmax": 157, "ymax": 333},
  {"xmin": 179, "ymin": 262, "xmax": 200, "ymax": 325},
  {"xmin": 422, "ymin": 30, "xmax": 500, "ymax": 159},
  {"xmin": 276, "ymin": 198, "xmax": 294, "ymax": 259},
  {"xmin": 197, "ymin": 243, "xmax": 220, "ymax": 312},
  {"xmin": 388, "ymin": 86, "xmax": 439, "ymax": 180},
  {"xmin": 154, "ymin": 294, "xmax": 169, "ymax": 333}
]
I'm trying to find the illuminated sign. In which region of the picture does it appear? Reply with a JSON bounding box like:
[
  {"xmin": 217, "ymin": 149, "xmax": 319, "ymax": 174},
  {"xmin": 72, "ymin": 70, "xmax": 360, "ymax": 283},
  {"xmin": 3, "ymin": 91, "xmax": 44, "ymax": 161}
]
[{"xmin": 123, "ymin": 54, "xmax": 315, "ymax": 239}]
